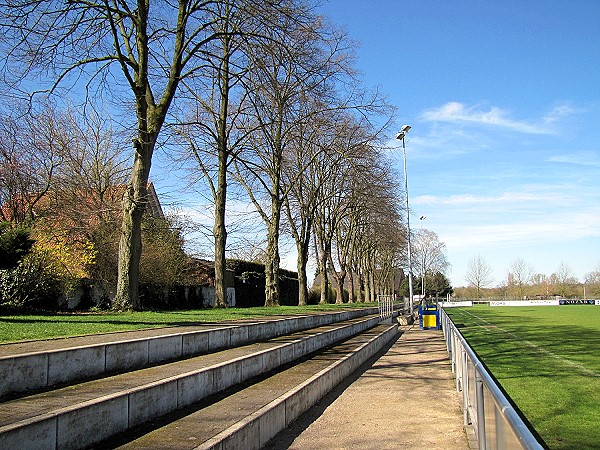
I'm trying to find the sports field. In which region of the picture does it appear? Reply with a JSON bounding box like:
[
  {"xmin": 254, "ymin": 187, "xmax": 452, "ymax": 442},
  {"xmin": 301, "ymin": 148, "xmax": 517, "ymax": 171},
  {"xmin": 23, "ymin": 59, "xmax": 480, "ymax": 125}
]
[{"xmin": 445, "ymin": 305, "xmax": 600, "ymax": 450}]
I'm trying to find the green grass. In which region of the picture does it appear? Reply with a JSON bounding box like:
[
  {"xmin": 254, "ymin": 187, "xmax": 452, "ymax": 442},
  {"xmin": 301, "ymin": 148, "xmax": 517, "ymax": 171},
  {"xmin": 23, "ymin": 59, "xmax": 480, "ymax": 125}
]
[
  {"xmin": 446, "ymin": 306, "xmax": 600, "ymax": 450},
  {"xmin": 0, "ymin": 303, "xmax": 377, "ymax": 343}
]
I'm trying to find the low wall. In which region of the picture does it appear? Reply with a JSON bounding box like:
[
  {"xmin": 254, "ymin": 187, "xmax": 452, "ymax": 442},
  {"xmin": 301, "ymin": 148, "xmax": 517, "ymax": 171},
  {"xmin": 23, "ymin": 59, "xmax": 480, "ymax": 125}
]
[
  {"xmin": 0, "ymin": 315, "xmax": 382, "ymax": 449},
  {"xmin": 0, "ymin": 307, "xmax": 379, "ymax": 399}
]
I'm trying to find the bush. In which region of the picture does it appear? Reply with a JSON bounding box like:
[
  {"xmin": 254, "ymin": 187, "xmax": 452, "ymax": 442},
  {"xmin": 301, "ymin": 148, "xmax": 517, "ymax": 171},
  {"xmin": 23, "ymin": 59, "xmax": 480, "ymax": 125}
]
[
  {"xmin": 0, "ymin": 230, "xmax": 95, "ymax": 310},
  {"xmin": 0, "ymin": 222, "xmax": 35, "ymax": 270},
  {"xmin": 306, "ymin": 284, "xmax": 341, "ymax": 304},
  {"xmin": 0, "ymin": 250, "xmax": 63, "ymax": 309},
  {"xmin": 307, "ymin": 288, "xmax": 321, "ymax": 305}
]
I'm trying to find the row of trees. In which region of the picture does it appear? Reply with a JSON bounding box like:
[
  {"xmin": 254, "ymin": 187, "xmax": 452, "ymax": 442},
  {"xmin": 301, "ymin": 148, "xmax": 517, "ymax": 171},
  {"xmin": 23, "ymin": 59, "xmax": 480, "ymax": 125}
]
[
  {"xmin": 461, "ymin": 256, "xmax": 600, "ymax": 299},
  {"xmin": 0, "ymin": 1, "xmax": 419, "ymax": 309}
]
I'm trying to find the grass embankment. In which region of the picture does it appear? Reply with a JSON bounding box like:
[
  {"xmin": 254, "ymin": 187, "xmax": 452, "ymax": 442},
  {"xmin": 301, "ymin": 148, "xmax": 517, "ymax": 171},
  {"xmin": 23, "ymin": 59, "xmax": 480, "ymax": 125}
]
[
  {"xmin": 446, "ymin": 306, "xmax": 600, "ymax": 450},
  {"xmin": 0, "ymin": 303, "xmax": 378, "ymax": 343}
]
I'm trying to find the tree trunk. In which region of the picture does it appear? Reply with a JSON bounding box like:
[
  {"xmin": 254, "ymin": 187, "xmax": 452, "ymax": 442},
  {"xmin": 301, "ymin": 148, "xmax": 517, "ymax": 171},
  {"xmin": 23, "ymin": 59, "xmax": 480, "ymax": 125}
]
[
  {"xmin": 368, "ymin": 265, "xmax": 375, "ymax": 303},
  {"xmin": 114, "ymin": 139, "xmax": 153, "ymax": 310},
  {"xmin": 319, "ymin": 266, "xmax": 328, "ymax": 304},
  {"xmin": 213, "ymin": 82, "xmax": 229, "ymax": 307},
  {"xmin": 358, "ymin": 269, "xmax": 365, "ymax": 302},
  {"xmin": 213, "ymin": 30, "xmax": 231, "ymax": 309},
  {"xmin": 318, "ymin": 243, "xmax": 329, "ymax": 304},
  {"xmin": 213, "ymin": 161, "xmax": 227, "ymax": 307},
  {"xmin": 296, "ymin": 237, "xmax": 310, "ymax": 306},
  {"xmin": 361, "ymin": 270, "xmax": 368, "ymax": 304},
  {"xmin": 264, "ymin": 229, "xmax": 280, "ymax": 307},
  {"xmin": 348, "ymin": 269, "xmax": 356, "ymax": 303},
  {"xmin": 328, "ymin": 253, "xmax": 345, "ymax": 304},
  {"xmin": 335, "ymin": 269, "xmax": 346, "ymax": 304},
  {"xmin": 264, "ymin": 198, "xmax": 281, "ymax": 307}
]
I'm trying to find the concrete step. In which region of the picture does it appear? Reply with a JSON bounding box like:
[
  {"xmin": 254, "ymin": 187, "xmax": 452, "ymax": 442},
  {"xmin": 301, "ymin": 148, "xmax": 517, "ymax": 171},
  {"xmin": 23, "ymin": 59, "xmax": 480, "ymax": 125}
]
[
  {"xmin": 0, "ymin": 314, "xmax": 383, "ymax": 450},
  {"xmin": 98, "ymin": 323, "xmax": 399, "ymax": 450},
  {"xmin": 0, "ymin": 308, "xmax": 380, "ymax": 399}
]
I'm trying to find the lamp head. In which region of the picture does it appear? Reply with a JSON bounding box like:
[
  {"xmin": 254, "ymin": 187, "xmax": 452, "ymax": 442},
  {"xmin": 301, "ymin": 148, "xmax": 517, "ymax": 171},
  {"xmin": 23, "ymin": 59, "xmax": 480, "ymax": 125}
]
[{"xmin": 396, "ymin": 124, "xmax": 411, "ymax": 140}]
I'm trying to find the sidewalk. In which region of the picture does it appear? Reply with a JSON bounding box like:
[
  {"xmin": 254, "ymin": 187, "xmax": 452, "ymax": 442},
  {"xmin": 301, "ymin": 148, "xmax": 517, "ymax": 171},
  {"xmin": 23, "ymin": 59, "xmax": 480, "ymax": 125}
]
[{"xmin": 264, "ymin": 324, "xmax": 474, "ymax": 450}]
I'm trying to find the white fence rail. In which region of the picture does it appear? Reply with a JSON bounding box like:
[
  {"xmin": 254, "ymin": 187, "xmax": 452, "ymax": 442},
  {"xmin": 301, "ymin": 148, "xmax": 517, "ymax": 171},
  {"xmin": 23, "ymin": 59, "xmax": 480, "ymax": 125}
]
[{"xmin": 440, "ymin": 308, "xmax": 543, "ymax": 450}]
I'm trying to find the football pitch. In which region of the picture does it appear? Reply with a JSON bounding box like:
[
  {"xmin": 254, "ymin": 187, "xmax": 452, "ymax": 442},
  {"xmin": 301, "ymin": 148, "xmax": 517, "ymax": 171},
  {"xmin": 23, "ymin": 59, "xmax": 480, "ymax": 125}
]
[{"xmin": 445, "ymin": 305, "xmax": 600, "ymax": 450}]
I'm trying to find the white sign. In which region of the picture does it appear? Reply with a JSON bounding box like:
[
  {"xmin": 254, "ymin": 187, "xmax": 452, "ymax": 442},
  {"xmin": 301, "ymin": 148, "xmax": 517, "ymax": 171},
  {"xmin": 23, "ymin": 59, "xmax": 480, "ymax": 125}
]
[
  {"xmin": 440, "ymin": 301, "xmax": 473, "ymax": 308},
  {"xmin": 490, "ymin": 299, "xmax": 559, "ymax": 307}
]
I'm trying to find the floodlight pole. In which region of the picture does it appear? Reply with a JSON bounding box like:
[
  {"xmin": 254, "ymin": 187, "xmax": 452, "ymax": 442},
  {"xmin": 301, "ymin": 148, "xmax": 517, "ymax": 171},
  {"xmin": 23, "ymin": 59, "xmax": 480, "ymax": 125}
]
[
  {"xmin": 420, "ymin": 215, "xmax": 426, "ymax": 298},
  {"xmin": 397, "ymin": 125, "xmax": 414, "ymax": 314}
]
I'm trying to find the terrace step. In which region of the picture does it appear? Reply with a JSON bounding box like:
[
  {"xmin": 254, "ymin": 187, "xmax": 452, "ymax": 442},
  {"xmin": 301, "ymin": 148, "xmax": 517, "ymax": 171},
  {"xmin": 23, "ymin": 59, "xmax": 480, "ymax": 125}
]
[
  {"xmin": 0, "ymin": 313, "xmax": 386, "ymax": 450},
  {"xmin": 0, "ymin": 307, "xmax": 380, "ymax": 399},
  {"xmin": 97, "ymin": 323, "xmax": 399, "ymax": 450}
]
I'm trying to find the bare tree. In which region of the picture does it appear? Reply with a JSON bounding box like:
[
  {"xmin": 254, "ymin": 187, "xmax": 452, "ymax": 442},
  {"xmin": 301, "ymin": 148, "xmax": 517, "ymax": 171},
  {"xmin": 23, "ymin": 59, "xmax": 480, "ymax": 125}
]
[
  {"xmin": 310, "ymin": 118, "xmax": 363, "ymax": 304},
  {"xmin": 322, "ymin": 147, "xmax": 404, "ymax": 304},
  {"xmin": 356, "ymin": 195, "xmax": 404, "ymax": 302},
  {"xmin": 0, "ymin": 1, "xmax": 259, "ymax": 309},
  {"xmin": 2, "ymin": 102, "xmax": 136, "ymax": 292},
  {"xmin": 585, "ymin": 264, "xmax": 600, "ymax": 284},
  {"xmin": 553, "ymin": 261, "xmax": 577, "ymax": 297},
  {"xmin": 51, "ymin": 106, "xmax": 130, "ymax": 290},
  {"xmin": 282, "ymin": 102, "xmax": 334, "ymax": 305},
  {"xmin": 584, "ymin": 263, "xmax": 600, "ymax": 298},
  {"xmin": 0, "ymin": 104, "xmax": 68, "ymax": 224},
  {"xmin": 330, "ymin": 140, "xmax": 401, "ymax": 303},
  {"xmin": 52, "ymin": 106, "xmax": 130, "ymax": 231},
  {"xmin": 172, "ymin": 1, "xmax": 264, "ymax": 307},
  {"xmin": 464, "ymin": 254, "xmax": 493, "ymax": 298},
  {"xmin": 412, "ymin": 229, "xmax": 449, "ymax": 298},
  {"xmin": 508, "ymin": 258, "xmax": 533, "ymax": 299},
  {"xmin": 234, "ymin": 10, "xmax": 353, "ymax": 306},
  {"xmin": 320, "ymin": 125, "xmax": 375, "ymax": 304}
]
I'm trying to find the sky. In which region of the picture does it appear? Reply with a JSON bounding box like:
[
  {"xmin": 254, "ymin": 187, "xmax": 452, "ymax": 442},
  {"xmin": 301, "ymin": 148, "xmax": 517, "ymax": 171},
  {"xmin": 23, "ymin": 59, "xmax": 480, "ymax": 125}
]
[{"xmin": 310, "ymin": 0, "xmax": 600, "ymax": 286}]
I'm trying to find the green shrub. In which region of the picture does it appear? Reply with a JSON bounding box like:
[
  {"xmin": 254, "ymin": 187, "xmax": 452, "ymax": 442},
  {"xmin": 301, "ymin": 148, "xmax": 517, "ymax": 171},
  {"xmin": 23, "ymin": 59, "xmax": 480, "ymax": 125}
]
[
  {"xmin": 0, "ymin": 222, "xmax": 35, "ymax": 270},
  {"xmin": 307, "ymin": 288, "xmax": 320, "ymax": 305},
  {"xmin": 0, "ymin": 250, "xmax": 63, "ymax": 309}
]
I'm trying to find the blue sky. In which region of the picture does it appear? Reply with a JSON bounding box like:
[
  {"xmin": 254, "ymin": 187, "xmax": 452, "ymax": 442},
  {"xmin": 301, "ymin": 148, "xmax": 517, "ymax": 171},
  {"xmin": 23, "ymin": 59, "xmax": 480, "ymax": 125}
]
[{"xmin": 315, "ymin": 0, "xmax": 600, "ymax": 285}]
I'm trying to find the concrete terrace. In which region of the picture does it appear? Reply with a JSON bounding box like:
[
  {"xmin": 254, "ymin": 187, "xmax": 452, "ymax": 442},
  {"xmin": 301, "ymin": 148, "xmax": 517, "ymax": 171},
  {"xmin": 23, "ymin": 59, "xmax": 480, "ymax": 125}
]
[{"xmin": 0, "ymin": 308, "xmax": 471, "ymax": 449}]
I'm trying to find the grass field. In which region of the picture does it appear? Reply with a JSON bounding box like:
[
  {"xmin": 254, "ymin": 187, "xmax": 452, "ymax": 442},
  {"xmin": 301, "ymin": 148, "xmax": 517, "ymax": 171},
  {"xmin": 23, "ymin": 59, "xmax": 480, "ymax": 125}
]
[
  {"xmin": 446, "ymin": 305, "xmax": 600, "ymax": 450},
  {"xmin": 0, "ymin": 303, "xmax": 377, "ymax": 343}
]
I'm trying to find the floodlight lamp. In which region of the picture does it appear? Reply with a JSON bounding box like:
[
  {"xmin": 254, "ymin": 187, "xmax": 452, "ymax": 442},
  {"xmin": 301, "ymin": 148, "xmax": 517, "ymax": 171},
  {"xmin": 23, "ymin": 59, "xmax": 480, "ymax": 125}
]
[{"xmin": 396, "ymin": 124, "xmax": 411, "ymax": 140}]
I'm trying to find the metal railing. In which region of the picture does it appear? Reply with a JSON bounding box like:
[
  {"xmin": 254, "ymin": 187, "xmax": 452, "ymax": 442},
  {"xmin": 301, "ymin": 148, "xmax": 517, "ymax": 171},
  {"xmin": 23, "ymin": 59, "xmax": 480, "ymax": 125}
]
[
  {"xmin": 440, "ymin": 308, "xmax": 543, "ymax": 450},
  {"xmin": 377, "ymin": 294, "xmax": 394, "ymax": 322}
]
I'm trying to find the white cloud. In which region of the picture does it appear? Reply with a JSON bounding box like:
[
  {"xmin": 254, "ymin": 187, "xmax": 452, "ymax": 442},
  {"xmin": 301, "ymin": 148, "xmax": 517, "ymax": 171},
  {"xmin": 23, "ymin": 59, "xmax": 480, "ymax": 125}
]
[
  {"xmin": 547, "ymin": 152, "xmax": 600, "ymax": 167},
  {"xmin": 420, "ymin": 102, "xmax": 563, "ymax": 135},
  {"xmin": 413, "ymin": 184, "xmax": 600, "ymax": 273},
  {"xmin": 412, "ymin": 191, "xmax": 570, "ymax": 207},
  {"xmin": 542, "ymin": 104, "xmax": 583, "ymax": 125},
  {"xmin": 441, "ymin": 210, "xmax": 600, "ymax": 252}
]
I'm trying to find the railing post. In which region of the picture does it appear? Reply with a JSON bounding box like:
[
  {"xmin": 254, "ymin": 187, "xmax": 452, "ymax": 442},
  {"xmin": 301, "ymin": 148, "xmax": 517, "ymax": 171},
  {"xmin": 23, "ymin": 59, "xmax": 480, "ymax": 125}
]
[
  {"xmin": 462, "ymin": 347, "xmax": 469, "ymax": 427},
  {"xmin": 476, "ymin": 368, "xmax": 487, "ymax": 450},
  {"xmin": 454, "ymin": 333, "xmax": 461, "ymax": 391},
  {"xmin": 377, "ymin": 295, "xmax": 394, "ymax": 323}
]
